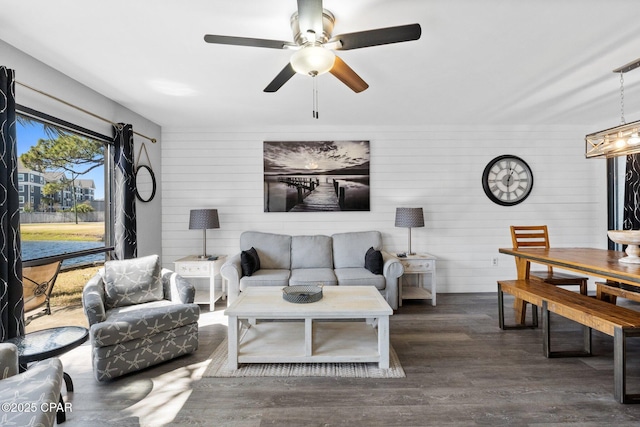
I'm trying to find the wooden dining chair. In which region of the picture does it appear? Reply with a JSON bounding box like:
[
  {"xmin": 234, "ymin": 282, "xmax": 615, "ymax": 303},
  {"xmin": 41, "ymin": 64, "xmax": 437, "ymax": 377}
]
[
  {"xmin": 510, "ymin": 225, "xmax": 588, "ymax": 294},
  {"xmin": 22, "ymin": 260, "xmax": 62, "ymax": 324}
]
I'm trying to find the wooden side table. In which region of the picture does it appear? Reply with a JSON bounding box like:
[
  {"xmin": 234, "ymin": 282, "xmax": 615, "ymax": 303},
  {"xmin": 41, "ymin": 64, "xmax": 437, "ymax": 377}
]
[
  {"xmin": 174, "ymin": 255, "xmax": 227, "ymax": 311},
  {"xmin": 398, "ymin": 253, "xmax": 437, "ymax": 306}
]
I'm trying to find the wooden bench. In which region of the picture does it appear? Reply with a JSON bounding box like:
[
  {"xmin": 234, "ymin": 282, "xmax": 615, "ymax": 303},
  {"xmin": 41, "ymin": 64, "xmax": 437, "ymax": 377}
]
[{"xmin": 498, "ymin": 279, "xmax": 640, "ymax": 403}]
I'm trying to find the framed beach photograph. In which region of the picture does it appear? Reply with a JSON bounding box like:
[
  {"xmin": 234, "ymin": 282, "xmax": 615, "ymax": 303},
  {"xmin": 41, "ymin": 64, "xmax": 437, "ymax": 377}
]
[{"xmin": 264, "ymin": 140, "xmax": 370, "ymax": 212}]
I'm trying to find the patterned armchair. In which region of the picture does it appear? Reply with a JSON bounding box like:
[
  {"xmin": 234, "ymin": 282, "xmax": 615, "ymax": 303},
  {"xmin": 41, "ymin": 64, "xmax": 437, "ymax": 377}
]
[
  {"xmin": 82, "ymin": 254, "xmax": 200, "ymax": 381},
  {"xmin": 0, "ymin": 343, "xmax": 64, "ymax": 427}
]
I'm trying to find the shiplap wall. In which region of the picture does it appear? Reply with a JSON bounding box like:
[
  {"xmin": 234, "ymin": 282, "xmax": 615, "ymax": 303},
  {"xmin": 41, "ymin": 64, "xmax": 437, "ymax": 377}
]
[{"xmin": 161, "ymin": 125, "xmax": 607, "ymax": 293}]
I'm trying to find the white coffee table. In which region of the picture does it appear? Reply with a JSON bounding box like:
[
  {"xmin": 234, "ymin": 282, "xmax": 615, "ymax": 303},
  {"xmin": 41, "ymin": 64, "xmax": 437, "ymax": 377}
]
[{"xmin": 224, "ymin": 286, "xmax": 393, "ymax": 369}]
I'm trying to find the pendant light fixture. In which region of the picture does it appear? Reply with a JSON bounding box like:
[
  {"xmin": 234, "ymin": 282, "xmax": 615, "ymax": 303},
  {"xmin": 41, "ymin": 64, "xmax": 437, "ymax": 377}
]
[{"xmin": 586, "ymin": 58, "xmax": 640, "ymax": 158}]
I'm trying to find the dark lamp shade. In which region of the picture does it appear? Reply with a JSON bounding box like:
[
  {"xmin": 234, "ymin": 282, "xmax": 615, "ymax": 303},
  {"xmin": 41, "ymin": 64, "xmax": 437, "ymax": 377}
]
[
  {"xmin": 189, "ymin": 209, "xmax": 220, "ymax": 230},
  {"xmin": 395, "ymin": 207, "xmax": 424, "ymax": 228}
]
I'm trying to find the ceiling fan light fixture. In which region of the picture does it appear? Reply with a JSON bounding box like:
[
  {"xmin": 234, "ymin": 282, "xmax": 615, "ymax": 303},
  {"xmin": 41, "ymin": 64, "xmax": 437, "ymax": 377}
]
[{"xmin": 290, "ymin": 46, "xmax": 335, "ymax": 76}]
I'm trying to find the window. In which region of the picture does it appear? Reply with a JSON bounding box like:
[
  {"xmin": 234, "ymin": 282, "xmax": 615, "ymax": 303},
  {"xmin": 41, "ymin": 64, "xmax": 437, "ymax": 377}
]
[{"xmin": 17, "ymin": 113, "xmax": 111, "ymax": 267}]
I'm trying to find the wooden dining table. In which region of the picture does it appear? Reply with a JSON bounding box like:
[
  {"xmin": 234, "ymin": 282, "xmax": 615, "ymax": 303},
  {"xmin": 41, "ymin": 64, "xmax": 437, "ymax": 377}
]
[{"xmin": 498, "ymin": 247, "xmax": 640, "ymax": 322}]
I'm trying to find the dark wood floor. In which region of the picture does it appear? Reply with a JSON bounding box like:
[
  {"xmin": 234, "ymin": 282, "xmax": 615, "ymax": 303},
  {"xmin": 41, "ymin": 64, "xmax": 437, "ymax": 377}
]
[{"xmin": 55, "ymin": 293, "xmax": 640, "ymax": 426}]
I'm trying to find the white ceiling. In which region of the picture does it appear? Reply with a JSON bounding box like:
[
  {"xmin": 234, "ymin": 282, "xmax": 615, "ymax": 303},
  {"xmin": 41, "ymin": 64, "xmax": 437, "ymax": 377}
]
[{"xmin": 1, "ymin": 0, "xmax": 640, "ymax": 129}]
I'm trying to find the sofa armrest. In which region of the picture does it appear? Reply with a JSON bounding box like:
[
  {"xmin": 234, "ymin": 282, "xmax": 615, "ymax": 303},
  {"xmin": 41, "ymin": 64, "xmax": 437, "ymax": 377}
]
[
  {"xmin": 381, "ymin": 251, "xmax": 404, "ymax": 310},
  {"xmin": 82, "ymin": 271, "xmax": 107, "ymax": 326},
  {"xmin": 162, "ymin": 268, "xmax": 196, "ymax": 304},
  {"xmin": 0, "ymin": 343, "xmax": 19, "ymax": 379},
  {"xmin": 221, "ymin": 253, "xmax": 243, "ymax": 304},
  {"xmin": 382, "ymin": 251, "xmax": 404, "ymax": 279}
]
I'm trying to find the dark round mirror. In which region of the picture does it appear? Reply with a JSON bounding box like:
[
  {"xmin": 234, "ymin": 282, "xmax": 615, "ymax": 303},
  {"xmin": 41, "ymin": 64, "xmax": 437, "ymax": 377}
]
[{"xmin": 135, "ymin": 165, "xmax": 156, "ymax": 202}]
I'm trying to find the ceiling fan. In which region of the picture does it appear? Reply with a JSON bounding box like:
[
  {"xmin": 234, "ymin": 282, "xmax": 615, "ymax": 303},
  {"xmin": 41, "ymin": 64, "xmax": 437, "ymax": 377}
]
[{"xmin": 204, "ymin": 0, "xmax": 421, "ymax": 94}]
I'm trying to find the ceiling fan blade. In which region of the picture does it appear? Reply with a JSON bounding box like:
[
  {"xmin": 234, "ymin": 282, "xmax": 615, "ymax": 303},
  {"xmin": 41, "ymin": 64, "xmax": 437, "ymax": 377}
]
[
  {"xmin": 204, "ymin": 34, "xmax": 295, "ymax": 50},
  {"xmin": 264, "ymin": 63, "xmax": 297, "ymax": 92},
  {"xmin": 329, "ymin": 56, "xmax": 369, "ymax": 93},
  {"xmin": 330, "ymin": 23, "xmax": 421, "ymax": 50},
  {"xmin": 297, "ymin": 0, "xmax": 324, "ymax": 37}
]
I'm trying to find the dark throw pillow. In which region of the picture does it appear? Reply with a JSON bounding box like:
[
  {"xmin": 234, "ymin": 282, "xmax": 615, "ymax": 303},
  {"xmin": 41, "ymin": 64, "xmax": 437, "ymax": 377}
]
[
  {"xmin": 365, "ymin": 247, "xmax": 383, "ymax": 275},
  {"xmin": 241, "ymin": 247, "xmax": 261, "ymax": 277}
]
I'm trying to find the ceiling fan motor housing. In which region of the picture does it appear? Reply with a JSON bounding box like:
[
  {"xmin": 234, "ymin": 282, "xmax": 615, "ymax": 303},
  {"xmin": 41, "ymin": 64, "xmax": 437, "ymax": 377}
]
[
  {"xmin": 290, "ymin": 9, "xmax": 335, "ymax": 45},
  {"xmin": 204, "ymin": 1, "xmax": 421, "ymax": 94}
]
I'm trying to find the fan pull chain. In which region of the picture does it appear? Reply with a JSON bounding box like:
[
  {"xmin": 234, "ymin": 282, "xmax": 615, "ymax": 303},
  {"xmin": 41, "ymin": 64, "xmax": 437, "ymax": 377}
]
[{"xmin": 311, "ymin": 72, "xmax": 319, "ymax": 119}]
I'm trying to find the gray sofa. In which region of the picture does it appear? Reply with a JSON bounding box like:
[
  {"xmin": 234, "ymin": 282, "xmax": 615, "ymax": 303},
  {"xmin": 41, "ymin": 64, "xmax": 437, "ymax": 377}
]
[{"xmin": 221, "ymin": 231, "xmax": 404, "ymax": 309}]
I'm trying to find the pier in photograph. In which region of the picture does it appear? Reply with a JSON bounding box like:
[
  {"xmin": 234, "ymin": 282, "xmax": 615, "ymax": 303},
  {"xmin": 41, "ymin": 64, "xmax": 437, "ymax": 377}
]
[{"xmin": 289, "ymin": 181, "xmax": 341, "ymax": 212}]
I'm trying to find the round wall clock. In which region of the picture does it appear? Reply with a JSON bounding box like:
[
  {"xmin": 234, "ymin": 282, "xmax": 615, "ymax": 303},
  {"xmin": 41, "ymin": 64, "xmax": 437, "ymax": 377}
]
[{"xmin": 482, "ymin": 155, "xmax": 533, "ymax": 206}]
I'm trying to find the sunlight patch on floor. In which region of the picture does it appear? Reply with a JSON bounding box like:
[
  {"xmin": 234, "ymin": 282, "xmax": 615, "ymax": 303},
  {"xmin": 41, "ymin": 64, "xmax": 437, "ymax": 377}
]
[{"xmin": 123, "ymin": 360, "xmax": 211, "ymax": 425}]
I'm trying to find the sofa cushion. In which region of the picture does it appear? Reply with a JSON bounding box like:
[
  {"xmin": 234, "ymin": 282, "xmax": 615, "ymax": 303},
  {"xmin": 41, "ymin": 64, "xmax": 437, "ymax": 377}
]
[
  {"xmin": 332, "ymin": 231, "xmax": 382, "ymax": 269},
  {"xmin": 365, "ymin": 247, "xmax": 383, "ymax": 274},
  {"xmin": 290, "ymin": 268, "xmax": 338, "ymax": 286},
  {"xmin": 104, "ymin": 254, "xmax": 164, "ymax": 309},
  {"xmin": 241, "ymin": 231, "xmax": 292, "ymax": 270},
  {"xmin": 334, "ymin": 267, "xmax": 386, "ymax": 289},
  {"xmin": 241, "ymin": 247, "xmax": 261, "ymax": 276},
  {"xmin": 239, "ymin": 269, "xmax": 291, "ymax": 290},
  {"xmin": 291, "ymin": 235, "xmax": 333, "ymax": 269}
]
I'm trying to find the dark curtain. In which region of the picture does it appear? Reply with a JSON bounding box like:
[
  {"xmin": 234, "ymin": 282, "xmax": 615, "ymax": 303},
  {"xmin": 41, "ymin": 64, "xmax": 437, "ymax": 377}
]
[
  {"xmin": 623, "ymin": 154, "xmax": 640, "ymax": 230},
  {"xmin": 112, "ymin": 123, "xmax": 137, "ymax": 259},
  {"xmin": 0, "ymin": 66, "xmax": 25, "ymax": 340}
]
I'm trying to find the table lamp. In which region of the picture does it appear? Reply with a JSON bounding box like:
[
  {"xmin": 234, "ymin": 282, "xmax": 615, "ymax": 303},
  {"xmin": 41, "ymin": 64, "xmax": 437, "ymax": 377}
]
[
  {"xmin": 395, "ymin": 207, "xmax": 424, "ymax": 255},
  {"xmin": 189, "ymin": 209, "xmax": 220, "ymax": 259}
]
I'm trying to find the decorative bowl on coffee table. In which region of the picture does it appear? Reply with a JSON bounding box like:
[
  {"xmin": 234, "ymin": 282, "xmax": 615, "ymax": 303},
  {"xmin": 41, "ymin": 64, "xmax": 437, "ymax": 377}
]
[
  {"xmin": 608, "ymin": 230, "xmax": 640, "ymax": 264},
  {"xmin": 282, "ymin": 285, "xmax": 323, "ymax": 303}
]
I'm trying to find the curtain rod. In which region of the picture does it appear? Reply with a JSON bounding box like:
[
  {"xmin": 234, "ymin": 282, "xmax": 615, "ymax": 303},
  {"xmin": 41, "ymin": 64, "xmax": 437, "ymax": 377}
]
[{"xmin": 16, "ymin": 80, "xmax": 157, "ymax": 143}]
